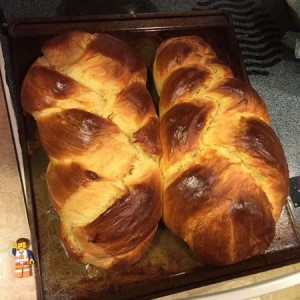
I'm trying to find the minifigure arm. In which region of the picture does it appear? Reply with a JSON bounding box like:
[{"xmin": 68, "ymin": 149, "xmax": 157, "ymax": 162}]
[
  {"xmin": 27, "ymin": 250, "xmax": 35, "ymax": 264},
  {"xmin": 12, "ymin": 243, "xmax": 17, "ymax": 256}
]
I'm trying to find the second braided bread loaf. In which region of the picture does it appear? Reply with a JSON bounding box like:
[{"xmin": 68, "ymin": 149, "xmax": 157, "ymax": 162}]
[{"xmin": 153, "ymin": 36, "xmax": 289, "ymax": 265}]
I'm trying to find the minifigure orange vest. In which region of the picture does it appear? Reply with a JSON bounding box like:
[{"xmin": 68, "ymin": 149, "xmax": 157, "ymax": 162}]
[{"xmin": 15, "ymin": 250, "xmax": 29, "ymax": 264}]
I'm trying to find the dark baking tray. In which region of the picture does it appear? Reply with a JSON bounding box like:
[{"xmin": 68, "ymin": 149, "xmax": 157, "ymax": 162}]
[{"xmin": 8, "ymin": 11, "xmax": 300, "ymax": 300}]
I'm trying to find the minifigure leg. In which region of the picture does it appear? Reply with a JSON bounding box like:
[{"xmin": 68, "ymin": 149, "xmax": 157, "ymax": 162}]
[
  {"xmin": 22, "ymin": 264, "xmax": 31, "ymax": 277},
  {"xmin": 15, "ymin": 265, "xmax": 23, "ymax": 278}
]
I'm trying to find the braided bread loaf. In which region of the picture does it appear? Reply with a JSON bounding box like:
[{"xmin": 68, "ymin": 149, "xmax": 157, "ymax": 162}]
[
  {"xmin": 21, "ymin": 31, "xmax": 162, "ymax": 269},
  {"xmin": 153, "ymin": 36, "xmax": 289, "ymax": 265}
]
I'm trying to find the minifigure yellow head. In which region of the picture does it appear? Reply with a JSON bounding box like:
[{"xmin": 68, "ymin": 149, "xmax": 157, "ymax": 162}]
[{"xmin": 16, "ymin": 238, "xmax": 29, "ymax": 250}]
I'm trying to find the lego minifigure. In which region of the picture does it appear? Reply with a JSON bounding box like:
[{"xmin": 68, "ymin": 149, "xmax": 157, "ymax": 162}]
[{"xmin": 12, "ymin": 237, "xmax": 35, "ymax": 278}]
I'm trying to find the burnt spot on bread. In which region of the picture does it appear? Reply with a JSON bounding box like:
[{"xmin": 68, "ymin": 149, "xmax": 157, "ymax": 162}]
[
  {"xmin": 154, "ymin": 36, "xmax": 216, "ymax": 81},
  {"xmin": 224, "ymin": 189, "xmax": 275, "ymax": 264},
  {"xmin": 229, "ymin": 183, "xmax": 274, "ymax": 229},
  {"xmin": 230, "ymin": 196, "xmax": 274, "ymax": 232},
  {"xmin": 238, "ymin": 117, "xmax": 288, "ymax": 174},
  {"xmin": 160, "ymin": 67, "xmax": 212, "ymax": 110},
  {"xmin": 160, "ymin": 102, "xmax": 212, "ymax": 160},
  {"xmin": 155, "ymin": 41, "xmax": 193, "ymax": 76},
  {"xmin": 21, "ymin": 66, "xmax": 87, "ymax": 114},
  {"xmin": 37, "ymin": 109, "xmax": 120, "ymax": 158},
  {"xmin": 164, "ymin": 165, "xmax": 216, "ymax": 234},
  {"xmin": 116, "ymin": 82, "xmax": 155, "ymax": 117},
  {"xmin": 84, "ymin": 179, "xmax": 162, "ymax": 255},
  {"xmin": 176, "ymin": 170, "xmax": 214, "ymax": 205},
  {"xmin": 133, "ymin": 117, "xmax": 162, "ymax": 156},
  {"xmin": 212, "ymin": 78, "xmax": 270, "ymax": 121}
]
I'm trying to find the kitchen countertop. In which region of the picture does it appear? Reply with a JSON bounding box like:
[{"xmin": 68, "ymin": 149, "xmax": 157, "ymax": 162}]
[{"xmin": 1, "ymin": 0, "xmax": 300, "ymax": 299}]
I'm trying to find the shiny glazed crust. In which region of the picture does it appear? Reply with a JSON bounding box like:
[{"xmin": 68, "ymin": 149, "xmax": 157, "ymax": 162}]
[
  {"xmin": 21, "ymin": 31, "xmax": 163, "ymax": 269},
  {"xmin": 153, "ymin": 36, "xmax": 289, "ymax": 265}
]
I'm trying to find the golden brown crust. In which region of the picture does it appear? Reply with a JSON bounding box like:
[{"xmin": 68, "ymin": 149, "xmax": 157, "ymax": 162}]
[
  {"xmin": 154, "ymin": 36, "xmax": 289, "ymax": 265},
  {"xmin": 21, "ymin": 31, "xmax": 162, "ymax": 269},
  {"xmin": 37, "ymin": 109, "xmax": 121, "ymax": 158}
]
